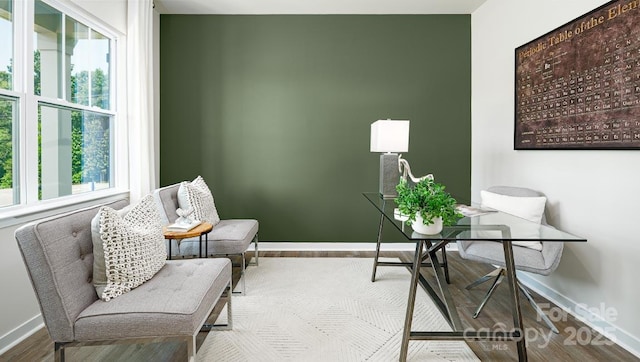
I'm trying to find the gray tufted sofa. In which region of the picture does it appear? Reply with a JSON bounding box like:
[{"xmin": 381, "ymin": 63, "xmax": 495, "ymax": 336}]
[
  {"xmin": 15, "ymin": 198, "xmax": 232, "ymax": 361},
  {"xmin": 153, "ymin": 183, "xmax": 259, "ymax": 294}
]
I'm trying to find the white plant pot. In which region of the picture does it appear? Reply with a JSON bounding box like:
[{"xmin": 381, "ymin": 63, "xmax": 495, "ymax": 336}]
[{"xmin": 411, "ymin": 214, "xmax": 443, "ymax": 235}]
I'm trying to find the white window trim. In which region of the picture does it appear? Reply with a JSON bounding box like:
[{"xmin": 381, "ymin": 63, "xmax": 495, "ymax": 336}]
[
  {"xmin": 0, "ymin": 189, "xmax": 130, "ymax": 228},
  {"xmin": 0, "ymin": 0, "xmax": 130, "ymax": 224}
]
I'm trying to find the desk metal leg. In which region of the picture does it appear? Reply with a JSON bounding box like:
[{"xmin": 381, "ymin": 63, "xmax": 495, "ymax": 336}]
[
  {"xmin": 426, "ymin": 241, "xmax": 463, "ymax": 331},
  {"xmin": 400, "ymin": 240, "xmax": 424, "ymax": 362},
  {"xmin": 502, "ymin": 240, "xmax": 527, "ymax": 362},
  {"xmin": 371, "ymin": 212, "xmax": 385, "ymax": 282},
  {"xmin": 441, "ymin": 247, "xmax": 450, "ymax": 284}
]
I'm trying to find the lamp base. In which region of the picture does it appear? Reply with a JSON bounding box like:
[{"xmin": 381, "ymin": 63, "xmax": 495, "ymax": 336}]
[{"xmin": 379, "ymin": 153, "xmax": 399, "ymax": 198}]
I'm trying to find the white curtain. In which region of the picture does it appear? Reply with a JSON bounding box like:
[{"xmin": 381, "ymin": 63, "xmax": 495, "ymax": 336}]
[{"xmin": 127, "ymin": 0, "xmax": 157, "ymax": 202}]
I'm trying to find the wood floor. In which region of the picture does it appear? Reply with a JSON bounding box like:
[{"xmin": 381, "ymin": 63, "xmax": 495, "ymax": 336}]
[{"xmin": 1, "ymin": 251, "xmax": 637, "ymax": 362}]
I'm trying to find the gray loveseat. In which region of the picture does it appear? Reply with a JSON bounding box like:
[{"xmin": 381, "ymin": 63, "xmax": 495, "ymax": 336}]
[{"xmin": 15, "ymin": 199, "xmax": 232, "ymax": 361}]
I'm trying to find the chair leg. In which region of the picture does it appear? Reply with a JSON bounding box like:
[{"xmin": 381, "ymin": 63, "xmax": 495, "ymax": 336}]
[
  {"xmin": 467, "ymin": 269, "xmax": 560, "ymax": 333},
  {"xmin": 472, "ymin": 270, "xmax": 504, "ymax": 318},
  {"xmin": 466, "ymin": 267, "xmax": 503, "ymax": 290},
  {"xmin": 518, "ymin": 281, "xmax": 559, "ymax": 333},
  {"xmin": 54, "ymin": 342, "xmax": 65, "ymax": 362}
]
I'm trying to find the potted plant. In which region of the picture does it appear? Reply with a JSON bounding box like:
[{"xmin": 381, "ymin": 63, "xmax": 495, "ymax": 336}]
[{"xmin": 395, "ymin": 177, "xmax": 461, "ymax": 234}]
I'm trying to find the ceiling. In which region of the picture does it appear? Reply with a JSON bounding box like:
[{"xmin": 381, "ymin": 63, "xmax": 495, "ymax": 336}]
[{"xmin": 154, "ymin": 0, "xmax": 488, "ymax": 15}]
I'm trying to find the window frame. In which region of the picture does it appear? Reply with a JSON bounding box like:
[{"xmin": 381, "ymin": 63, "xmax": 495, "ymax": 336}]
[{"xmin": 0, "ymin": 0, "xmax": 128, "ymax": 225}]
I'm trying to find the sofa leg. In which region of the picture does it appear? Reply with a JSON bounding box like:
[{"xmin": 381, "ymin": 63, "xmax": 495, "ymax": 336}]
[
  {"xmin": 232, "ymin": 253, "xmax": 246, "ymax": 295},
  {"xmin": 54, "ymin": 342, "xmax": 65, "ymax": 362},
  {"xmin": 254, "ymin": 234, "xmax": 259, "ymax": 266},
  {"xmin": 204, "ymin": 282, "xmax": 233, "ymax": 331},
  {"xmin": 247, "ymin": 234, "xmax": 259, "ymax": 267},
  {"xmin": 186, "ymin": 335, "xmax": 196, "ymax": 362},
  {"xmin": 227, "ymin": 282, "xmax": 233, "ymax": 329}
]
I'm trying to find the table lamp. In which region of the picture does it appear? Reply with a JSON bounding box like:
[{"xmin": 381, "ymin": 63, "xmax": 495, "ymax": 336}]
[{"xmin": 370, "ymin": 119, "xmax": 410, "ymax": 198}]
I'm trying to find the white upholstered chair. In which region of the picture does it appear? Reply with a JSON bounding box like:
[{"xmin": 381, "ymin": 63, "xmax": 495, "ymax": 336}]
[{"xmin": 457, "ymin": 186, "xmax": 563, "ymax": 333}]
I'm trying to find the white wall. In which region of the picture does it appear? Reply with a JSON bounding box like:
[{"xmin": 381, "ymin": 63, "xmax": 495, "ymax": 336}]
[
  {"xmin": 0, "ymin": 226, "xmax": 42, "ymax": 353},
  {"xmin": 472, "ymin": 0, "xmax": 640, "ymax": 355},
  {"xmin": 71, "ymin": 0, "xmax": 127, "ymax": 34}
]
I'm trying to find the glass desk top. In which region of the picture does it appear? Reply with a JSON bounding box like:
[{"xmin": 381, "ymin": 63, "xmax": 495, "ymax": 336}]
[{"xmin": 363, "ymin": 192, "xmax": 586, "ymax": 242}]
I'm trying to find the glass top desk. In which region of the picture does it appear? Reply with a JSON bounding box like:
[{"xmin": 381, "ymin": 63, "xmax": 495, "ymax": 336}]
[{"xmin": 363, "ymin": 192, "xmax": 586, "ymax": 362}]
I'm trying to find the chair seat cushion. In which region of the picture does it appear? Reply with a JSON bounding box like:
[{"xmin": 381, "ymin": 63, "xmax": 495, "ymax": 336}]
[
  {"xmin": 457, "ymin": 240, "xmax": 553, "ymax": 275},
  {"xmin": 74, "ymin": 258, "xmax": 231, "ymax": 341},
  {"xmin": 172, "ymin": 219, "xmax": 258, "ymax": 257}
]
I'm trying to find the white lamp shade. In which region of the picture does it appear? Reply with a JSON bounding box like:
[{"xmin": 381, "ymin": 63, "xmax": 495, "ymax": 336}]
[{"xmin": 370, "ymin": 120, "xmax": 410, "ymax": 153}]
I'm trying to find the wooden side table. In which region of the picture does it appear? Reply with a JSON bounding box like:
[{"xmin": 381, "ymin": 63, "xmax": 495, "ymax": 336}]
[{"xmin": 163, "ymin": 222, "xmax": 213, "ymax": 259}]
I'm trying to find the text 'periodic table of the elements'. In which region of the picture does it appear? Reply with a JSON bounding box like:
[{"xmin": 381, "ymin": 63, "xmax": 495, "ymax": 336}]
[{"xmin": 515, "ymin": 0, "xmax": 640, "ymax": 149}]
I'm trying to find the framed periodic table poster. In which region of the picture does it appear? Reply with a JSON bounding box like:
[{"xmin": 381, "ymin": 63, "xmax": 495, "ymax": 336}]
[{"xmin": 514, "ymin": 0, "xmax": 640, "ymax": 150}]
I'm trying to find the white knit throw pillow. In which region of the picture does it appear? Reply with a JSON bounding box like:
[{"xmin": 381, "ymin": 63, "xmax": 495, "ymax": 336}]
[
  {"xmin": 177, "ymin": 175, "xmax": 220, "ymax": 226},
  {"xmin": 91, "ymin": 204, "xmax": 133, "ymax": 298},
  {"xmin": 95, "ymin": 195, "xmax": 167, "ymax": 301}
]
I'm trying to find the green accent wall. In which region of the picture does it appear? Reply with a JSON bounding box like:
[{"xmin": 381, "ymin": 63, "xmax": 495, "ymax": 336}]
[{"xmin": 160, "ymin": 15, "xmax": 471, "ymax": 242}]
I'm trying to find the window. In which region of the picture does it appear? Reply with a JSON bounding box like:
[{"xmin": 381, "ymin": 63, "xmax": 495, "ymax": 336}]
[
  {"xmin": 38, "ymin": 104, "xmax": 112, "ymax": 200},
  {"xmin": 0, "ymin": 0, "xmax": 118, "ymax": 211},
  {"xmin": 34, "ymin": 1, "xmax": 111, "ymax": 108}
]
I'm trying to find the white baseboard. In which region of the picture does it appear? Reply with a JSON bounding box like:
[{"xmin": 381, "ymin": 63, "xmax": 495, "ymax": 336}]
[
  {"xmin": 518, "ymin": 273, "xmax": 640, "ymax": 359},
  {"xmin": 0, "ymin": 314, "xmax": 43, "ymax": 356},
  {"xmin": 258, "ymin": 241, "xmax": 416, "ymax": 251},
  {"xmin": 258, "ymin": 241, "xmax": 458, "ymax": 252}
]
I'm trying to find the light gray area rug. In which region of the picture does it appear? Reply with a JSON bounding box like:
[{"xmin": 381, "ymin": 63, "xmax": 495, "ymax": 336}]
[{"xmin": 198, "ymin": 258, "xmax": 479, "ymax": 361}]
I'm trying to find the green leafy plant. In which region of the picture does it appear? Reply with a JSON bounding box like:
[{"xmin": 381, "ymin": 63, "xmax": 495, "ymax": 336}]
[{"xmin": 395, "ymin": 177, "xmax": 462, "ymax": 226}]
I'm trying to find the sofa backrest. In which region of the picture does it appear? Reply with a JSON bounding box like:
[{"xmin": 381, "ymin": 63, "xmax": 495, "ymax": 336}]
[
  {"xmin": 15, "ymin": 198, "xmax": 129, "ymax": 342},
  {"xmin": 153, "ymin": 183, "xmax": 180, "ymax": 224}
]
